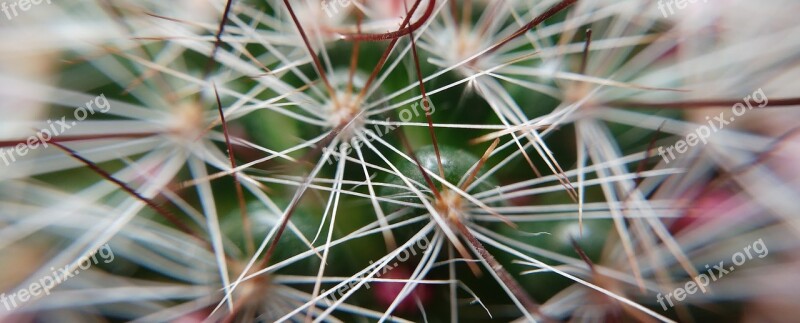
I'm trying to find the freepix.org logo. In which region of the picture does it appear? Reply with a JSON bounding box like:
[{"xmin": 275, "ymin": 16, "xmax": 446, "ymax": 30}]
[
  {"xmin": 657, "ymin": 88, "xmax": 769, "ymax": 164},
  {"xmin": 321, "ymin": 0, "xmax": 352, "ymax": 18},
  {"xmin": 657, "ymin": 0, "xmax": 708, "ymax": 18},
  {"xmin": 323, "ymin": 97, "xmax": 435, "ymax": 165},
  {"xmin": 0, "ymin": 93, "xmax": 111, "ymax": 167},
  {"xmin": 1, "ymin": 0, "xmax": 51, "ymax": 21},
  {"xmin": 1, "ymin": 244, "xmax": 115, "ymax": 312},
  {"xmin": 656, "ymin": 238, "xmax": 768, "ymax": 311}
]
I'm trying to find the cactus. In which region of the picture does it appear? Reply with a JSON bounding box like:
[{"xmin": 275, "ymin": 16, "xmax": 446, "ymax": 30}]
[{"xmin": 1, "ymin": 0, "xmax": 800, "ymax": 321}]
